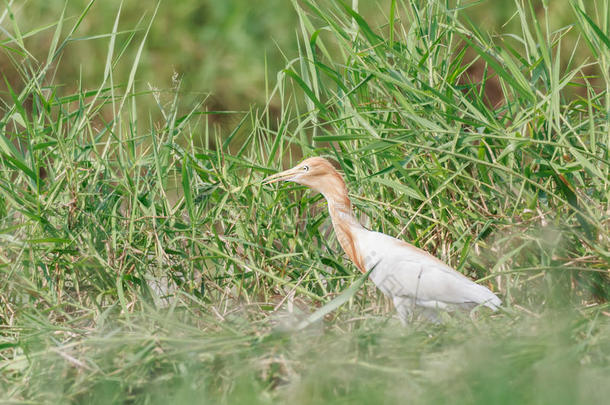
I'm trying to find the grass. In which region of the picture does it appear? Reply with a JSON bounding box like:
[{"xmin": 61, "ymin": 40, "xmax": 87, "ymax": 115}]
[
  {"xmin": 1, "ymin": 0, "xmax": 609, "ymax": 403},
  {"xmin": 0, "ymin": 0, "xmax": 299, "ymax": 117}
]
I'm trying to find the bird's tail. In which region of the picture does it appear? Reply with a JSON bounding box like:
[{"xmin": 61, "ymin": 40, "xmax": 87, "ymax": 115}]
[
  {"xmin": 481, "ymin": 293, "xmax": 502, "ymax": 311},
  {"xmin": 468, "ymin": 281, "xmax": 502, "ymax": 311}
]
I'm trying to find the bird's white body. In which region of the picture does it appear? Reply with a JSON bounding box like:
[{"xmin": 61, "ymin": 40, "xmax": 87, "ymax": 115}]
[
  {"xmin": 352, "ymin": 226, "xmax": 501, "ymax": 321},
  {"xmin": 265, "ymin": 157, "xmax": 501, "ymax": 323}
]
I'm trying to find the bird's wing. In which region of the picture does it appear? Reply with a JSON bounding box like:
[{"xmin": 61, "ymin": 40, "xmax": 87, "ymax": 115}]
[
  {"xmin": 376, "ymin": 258, "xmax": 500, "ymax": 309},
  {"xmin": 362, "ymin": 231, "xmax": 500, "ymax": 309}
]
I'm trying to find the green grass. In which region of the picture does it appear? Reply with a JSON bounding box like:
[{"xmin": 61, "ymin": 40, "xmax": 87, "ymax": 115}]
[{"xmin": 1, "ymin": 0, "xmax": 609, "ymax": 403}]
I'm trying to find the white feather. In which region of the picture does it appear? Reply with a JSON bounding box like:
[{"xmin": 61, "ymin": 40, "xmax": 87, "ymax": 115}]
[{"xmin": 355, "ymin": 228, "xmax": 501, "ymax": 321}]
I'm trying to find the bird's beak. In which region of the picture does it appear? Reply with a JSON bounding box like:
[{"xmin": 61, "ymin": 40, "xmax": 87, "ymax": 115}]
[{"xmin": 262, "ymin": 167, "xmax": 300, "ymax": 185}]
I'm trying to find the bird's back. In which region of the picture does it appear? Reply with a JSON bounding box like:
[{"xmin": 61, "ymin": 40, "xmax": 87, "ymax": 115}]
[{"xmin": 354, "ymin": 228, "xmax": 501, "ymax": 317}]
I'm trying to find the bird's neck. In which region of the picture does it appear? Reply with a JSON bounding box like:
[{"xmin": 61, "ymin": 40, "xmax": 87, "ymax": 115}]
[{"xmin": 324, "ymin": 192, "xmax": 366, "ymax": 273}]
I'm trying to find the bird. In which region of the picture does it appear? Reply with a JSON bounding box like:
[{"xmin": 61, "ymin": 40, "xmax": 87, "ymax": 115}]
[{"xmin": 263, "ymin": 156, "xmax": 501, "ymax": 323}]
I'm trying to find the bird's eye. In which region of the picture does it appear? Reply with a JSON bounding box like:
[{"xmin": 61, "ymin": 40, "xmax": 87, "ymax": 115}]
[{"xmin": 302, "ymin": 165, "xmax": 309, "ymax": 172}]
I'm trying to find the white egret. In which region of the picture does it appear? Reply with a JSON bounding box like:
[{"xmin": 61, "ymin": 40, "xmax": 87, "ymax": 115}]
[{"xmin": 264, "ymin": 157, "xmax": 501, "ymax": 322}]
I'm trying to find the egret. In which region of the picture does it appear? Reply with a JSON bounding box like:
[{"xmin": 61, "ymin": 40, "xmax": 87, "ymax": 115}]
[{"xmin": 264, "ymin": 157, "xmax": 501, "ymax": 323}]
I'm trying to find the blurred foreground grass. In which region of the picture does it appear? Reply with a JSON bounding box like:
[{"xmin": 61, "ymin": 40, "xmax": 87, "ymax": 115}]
[
  {"xmin": 7, "ymin": 307, "xmax": 610, "ymax": 404},
  {"xmin": 1, "ymin": 0, "xmax": 609, "ymax": 403}
]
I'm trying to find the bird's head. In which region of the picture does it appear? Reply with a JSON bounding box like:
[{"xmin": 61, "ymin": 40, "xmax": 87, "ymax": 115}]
[{"xmin": 263, "ymin": 157, "xmax": 349, "ymax": 204}]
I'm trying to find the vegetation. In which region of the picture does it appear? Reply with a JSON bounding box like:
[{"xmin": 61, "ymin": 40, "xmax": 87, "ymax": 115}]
[{"xmin": 1, "ymin": 0, "xmax": 608, "ymax": 403}]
